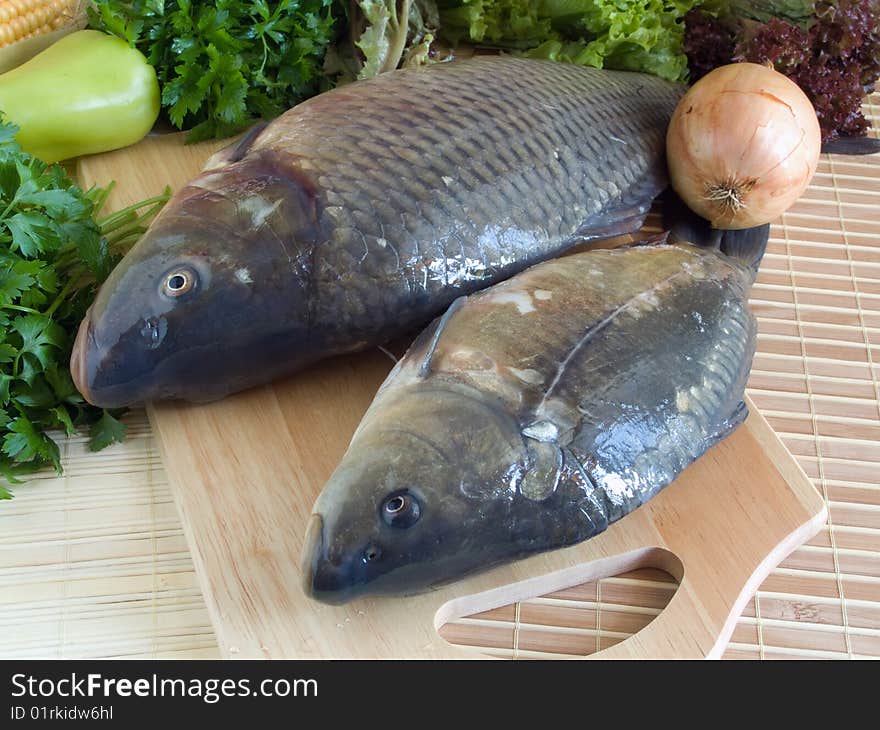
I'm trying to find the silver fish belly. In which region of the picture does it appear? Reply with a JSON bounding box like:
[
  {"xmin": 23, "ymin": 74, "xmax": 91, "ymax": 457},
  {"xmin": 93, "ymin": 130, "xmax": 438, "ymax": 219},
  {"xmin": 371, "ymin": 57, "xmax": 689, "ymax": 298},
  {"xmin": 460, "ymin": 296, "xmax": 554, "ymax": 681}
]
[{"xmin": 302, "ymin": 241, "xmax": 760, "ymax": 603}]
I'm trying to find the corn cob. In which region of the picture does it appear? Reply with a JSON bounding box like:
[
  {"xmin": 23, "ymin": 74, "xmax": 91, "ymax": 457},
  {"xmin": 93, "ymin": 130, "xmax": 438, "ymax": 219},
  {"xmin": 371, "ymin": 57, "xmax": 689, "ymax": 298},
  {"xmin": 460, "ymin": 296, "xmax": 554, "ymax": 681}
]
[{"xmin": 0, "ymin": 0, "xmax": 84, "ymax": 49}]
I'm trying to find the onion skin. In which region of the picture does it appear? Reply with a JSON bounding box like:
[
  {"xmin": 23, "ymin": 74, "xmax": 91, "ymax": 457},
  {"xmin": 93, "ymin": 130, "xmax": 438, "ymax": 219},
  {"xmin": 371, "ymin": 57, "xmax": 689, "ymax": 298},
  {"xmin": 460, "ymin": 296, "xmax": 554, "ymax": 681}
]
[{"xmin": 666, "ymin": 62, "xmax": 821, "ymax": 230}]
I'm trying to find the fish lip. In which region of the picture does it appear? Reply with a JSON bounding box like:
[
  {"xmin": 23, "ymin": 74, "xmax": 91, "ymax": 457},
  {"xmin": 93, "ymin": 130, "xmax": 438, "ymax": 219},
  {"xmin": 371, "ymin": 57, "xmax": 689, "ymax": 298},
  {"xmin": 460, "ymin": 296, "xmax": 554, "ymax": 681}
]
[
  {"xmin": 70, "ymin": 311, "xmax": 94, "ymax": 406},
  {"xmin": 68, "ymin": 309, "xmax": 142, "ymax": 409},
  {"xmin": 300, "ymin": 513, "xmax": 370, "ymax": 606},
  {"xmin": 300, "ymin": 513, "xmax": 327, "ymax": 598}
]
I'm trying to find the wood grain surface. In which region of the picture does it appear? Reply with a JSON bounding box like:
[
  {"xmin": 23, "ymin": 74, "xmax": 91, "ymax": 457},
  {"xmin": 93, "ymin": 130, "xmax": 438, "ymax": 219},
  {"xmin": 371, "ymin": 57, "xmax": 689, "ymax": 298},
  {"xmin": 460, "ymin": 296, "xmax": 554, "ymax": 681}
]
[{"xmin": 77, "ymin": 133, "xmax": 826, "ymax": 659}]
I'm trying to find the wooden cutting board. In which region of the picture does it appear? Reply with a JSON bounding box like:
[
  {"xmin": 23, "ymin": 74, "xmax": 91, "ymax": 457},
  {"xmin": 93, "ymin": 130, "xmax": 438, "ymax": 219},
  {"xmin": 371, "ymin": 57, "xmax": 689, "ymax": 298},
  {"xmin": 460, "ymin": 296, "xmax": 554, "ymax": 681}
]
[{"xmin": 77, "ymin": 134, "xmax": 827, "ymax": 659}]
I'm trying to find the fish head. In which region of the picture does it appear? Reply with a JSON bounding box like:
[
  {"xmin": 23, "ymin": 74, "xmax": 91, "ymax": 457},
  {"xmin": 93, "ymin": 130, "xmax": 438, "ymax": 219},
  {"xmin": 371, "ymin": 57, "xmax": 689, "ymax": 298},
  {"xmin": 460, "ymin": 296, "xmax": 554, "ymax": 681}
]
[
  {"xmin": 301, "ymin": 378, "xmax": 567, "ymax": 604},
  {"xmin": 71, "ymin": 153, "xmax": 318, "ymax": 407}
]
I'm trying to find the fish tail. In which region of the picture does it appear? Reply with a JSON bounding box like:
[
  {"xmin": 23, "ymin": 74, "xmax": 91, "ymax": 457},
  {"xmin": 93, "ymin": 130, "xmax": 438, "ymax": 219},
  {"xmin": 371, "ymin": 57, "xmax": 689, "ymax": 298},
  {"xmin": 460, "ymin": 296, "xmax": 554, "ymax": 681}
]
[
  {"xmin": 662, "ymin": 190, "xmax": 769, "ymax": 277},
  {"xmin": 821, "ymin": 137, "xmax": 880, "ymax": 156},
  {"xmin": 717, "ymin": 225, "xmax": 771, "ymax": 277}
]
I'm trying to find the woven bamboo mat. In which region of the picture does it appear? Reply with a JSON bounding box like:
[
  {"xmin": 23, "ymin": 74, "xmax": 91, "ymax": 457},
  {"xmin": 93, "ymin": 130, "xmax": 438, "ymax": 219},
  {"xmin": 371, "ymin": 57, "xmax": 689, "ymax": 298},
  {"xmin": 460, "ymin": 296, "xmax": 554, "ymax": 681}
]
[{"xmin": 1, "ymin": 97, "xmax": 878, "ymax": 660}]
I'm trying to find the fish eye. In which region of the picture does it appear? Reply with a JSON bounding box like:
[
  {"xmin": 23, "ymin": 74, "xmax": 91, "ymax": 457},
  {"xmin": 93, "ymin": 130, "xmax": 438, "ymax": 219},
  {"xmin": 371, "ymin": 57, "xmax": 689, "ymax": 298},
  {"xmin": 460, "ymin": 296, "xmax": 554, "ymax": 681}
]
[
  {"xmin": 161, "ymin": 268, "xmax": 197, "ymax": 298},
  {"xmin": 381, "ymin": 490, "xmax": 421, "ymax": 528}
]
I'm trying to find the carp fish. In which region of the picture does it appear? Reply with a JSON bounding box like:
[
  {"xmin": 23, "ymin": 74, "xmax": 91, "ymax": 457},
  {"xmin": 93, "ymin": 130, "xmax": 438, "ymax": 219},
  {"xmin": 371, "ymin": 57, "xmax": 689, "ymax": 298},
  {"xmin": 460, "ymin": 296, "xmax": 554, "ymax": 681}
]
[
  {"xmin": 70, "ymin": 56, "xmax": 682, "ymax": 407},
  {"xmin": 301, "ymin": 225, "xmax": 769, "ymax": 604}
]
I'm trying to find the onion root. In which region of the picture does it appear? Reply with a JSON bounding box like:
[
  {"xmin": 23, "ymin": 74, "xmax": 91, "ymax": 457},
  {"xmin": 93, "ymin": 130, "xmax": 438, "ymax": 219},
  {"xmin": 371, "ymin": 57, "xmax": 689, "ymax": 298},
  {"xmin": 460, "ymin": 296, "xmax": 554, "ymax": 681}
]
[{"xmin": 704, "ymin": 177, "xmax": 757, "ymax": 216}]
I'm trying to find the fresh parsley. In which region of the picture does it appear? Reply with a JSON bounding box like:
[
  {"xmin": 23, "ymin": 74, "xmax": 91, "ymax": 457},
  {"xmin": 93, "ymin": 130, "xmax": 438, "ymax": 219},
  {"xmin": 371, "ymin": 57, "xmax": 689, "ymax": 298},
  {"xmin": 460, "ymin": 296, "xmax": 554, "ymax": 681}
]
[
  {"xmin": 89, "ymin": 0, "xmax": 339, "ymax": 141},
  {"xmin": 0, "ymin": 119, "xmax": 169, "ymax": 498}
]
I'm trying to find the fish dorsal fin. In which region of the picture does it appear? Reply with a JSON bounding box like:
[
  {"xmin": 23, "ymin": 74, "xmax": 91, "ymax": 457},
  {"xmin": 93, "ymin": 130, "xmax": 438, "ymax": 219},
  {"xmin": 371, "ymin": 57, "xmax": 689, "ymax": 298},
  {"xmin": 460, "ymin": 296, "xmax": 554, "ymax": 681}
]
[
  {"xmin": 202, "ymin": 121, "xmax": 269, "ymax": 171},
  {"xmin": 417, "ymin": 296, "xmax": 467, "ymax": 379}
]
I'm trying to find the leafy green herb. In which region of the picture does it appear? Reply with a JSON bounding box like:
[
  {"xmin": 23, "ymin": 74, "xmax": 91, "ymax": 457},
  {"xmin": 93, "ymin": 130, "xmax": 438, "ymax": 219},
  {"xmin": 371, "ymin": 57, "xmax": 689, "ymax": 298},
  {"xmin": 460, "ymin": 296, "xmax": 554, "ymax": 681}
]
[
  {"xmin": 356, "ymin": 0, "xmax": 415, "ymax": 78},
  {"xmin": 88, "ymin": 411, "xmax": 129, "ymax": 452},
  {"xmin": 0, "ymin": 118, "xmax": 169, "ymax": 498},
  {"xmin": 436, "ymin": 0, "xmax": 698, "ymax": 83},
  {"xmin": 324, "ymin": 1, "xmax": 442, "ymax": 82},
  {"xmin": 359, "ymin": 1, "xmax": 440, "ymax": 78},
  {"xmin": 727, "ymin": 0, "xmax": 816, "ymax": 26},
  {"xmin": 88, "ymin": 0, "xmax": 339, "ymax": 141}
]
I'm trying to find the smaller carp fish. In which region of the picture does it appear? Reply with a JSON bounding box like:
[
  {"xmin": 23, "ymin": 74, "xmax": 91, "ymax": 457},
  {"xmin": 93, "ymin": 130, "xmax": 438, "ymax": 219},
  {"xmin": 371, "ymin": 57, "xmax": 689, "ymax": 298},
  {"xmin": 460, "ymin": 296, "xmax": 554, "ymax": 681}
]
[{"xmin": 301, "ymin": 226, "xmax": 769, "ymax": 604}]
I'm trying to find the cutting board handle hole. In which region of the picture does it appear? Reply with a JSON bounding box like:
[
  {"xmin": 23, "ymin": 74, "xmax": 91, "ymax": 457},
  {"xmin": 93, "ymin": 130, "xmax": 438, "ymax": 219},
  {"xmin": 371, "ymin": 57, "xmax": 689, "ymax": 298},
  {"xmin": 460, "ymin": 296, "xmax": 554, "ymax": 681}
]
[{"xmin": 435, "ymin": 546, "xmax": 682, "ymax": 658}]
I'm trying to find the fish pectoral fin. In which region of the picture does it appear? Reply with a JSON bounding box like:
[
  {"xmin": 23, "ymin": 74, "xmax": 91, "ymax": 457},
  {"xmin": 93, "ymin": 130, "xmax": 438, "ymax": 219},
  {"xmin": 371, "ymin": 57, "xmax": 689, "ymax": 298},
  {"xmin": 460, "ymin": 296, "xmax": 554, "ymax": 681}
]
[
  {"xmin": 612, "ymin": 231, "xmax": 671, "ymax": 250},
  {"xmin": 571, "ymin": 209, "xmax": 650, "ymax": 243},
  {"xmin": 570, "ymin": 164, "xmax": 667, "ymax": 244},
  {"xmin": 706, "ymin": 401, "xmax": 749, "ymax": 448},
  {"xmin": 520, "ymin": 439, "xmax": 563, "ymax": 502},
  {"xmin": 663, "ymin": 190, "xmax": 722, "ymax": 251}
]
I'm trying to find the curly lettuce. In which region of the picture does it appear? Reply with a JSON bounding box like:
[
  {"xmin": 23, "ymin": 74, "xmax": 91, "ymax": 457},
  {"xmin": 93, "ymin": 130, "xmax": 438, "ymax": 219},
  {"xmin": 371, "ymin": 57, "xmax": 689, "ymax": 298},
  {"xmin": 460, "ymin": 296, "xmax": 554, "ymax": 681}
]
[
  {"xmin": 684, "ymin": 0, "xmax": 880, "ymax": 142},
  {"xmin": 326, "ymin": 0, "xmax": 442, "ymax": 82},
  {"xmin": 437, "ymin": 0, "xmax": 697, "ymax": 82},
  {"xmin": 438, "ymin": 0, "xmax": 552, "ymax": 46}
]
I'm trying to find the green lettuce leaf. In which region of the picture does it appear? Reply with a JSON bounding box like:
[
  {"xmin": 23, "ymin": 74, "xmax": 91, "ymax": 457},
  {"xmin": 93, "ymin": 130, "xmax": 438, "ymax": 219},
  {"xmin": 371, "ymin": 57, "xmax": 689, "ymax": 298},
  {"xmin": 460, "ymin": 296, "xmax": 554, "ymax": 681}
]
[
  {"xmin": 439, "ymin": 0, "xmax": 551, "ymax": 46},
  {"xmin": 356, "ymin": 0, "xmax": 406, "ymax": 78},
  {"xmin": 438, "ymin": 0, "xmax": 697, "ymax": 82},
  {"xmin": 331, "ymin": 0, "xmax": 442, "ymax": 82}
]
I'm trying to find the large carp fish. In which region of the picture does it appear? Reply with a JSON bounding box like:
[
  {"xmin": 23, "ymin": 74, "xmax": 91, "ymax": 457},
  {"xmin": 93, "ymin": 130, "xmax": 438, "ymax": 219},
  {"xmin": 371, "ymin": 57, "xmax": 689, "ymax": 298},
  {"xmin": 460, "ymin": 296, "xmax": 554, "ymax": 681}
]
[
  {"xmin": 70, "ymin": 56, "xmax": 682, "ymax": 407},
  {"xmin": 301, "ymin": 225, "xmax": 769, "ymax": 604}
]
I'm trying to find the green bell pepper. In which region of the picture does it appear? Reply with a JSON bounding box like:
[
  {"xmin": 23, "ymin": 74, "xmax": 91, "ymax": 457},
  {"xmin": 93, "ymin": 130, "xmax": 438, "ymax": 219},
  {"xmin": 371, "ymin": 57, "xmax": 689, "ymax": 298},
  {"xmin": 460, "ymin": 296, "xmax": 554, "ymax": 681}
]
[{"xmin": 0, "ymin": 29, "xmax": 159, "ymax": 163}]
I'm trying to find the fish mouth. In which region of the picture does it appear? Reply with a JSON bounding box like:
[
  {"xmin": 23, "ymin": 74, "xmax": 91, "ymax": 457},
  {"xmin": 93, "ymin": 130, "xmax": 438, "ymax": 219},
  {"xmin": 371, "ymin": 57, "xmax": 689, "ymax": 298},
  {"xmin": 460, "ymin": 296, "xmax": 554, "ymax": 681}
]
[
  {"xmin": 68, "ymin": 306, "xmax": 163, "ymax": 409},
  {"xmin": 70, "ymin": 311, "xmax": 94, "ymax": 406},
  {"xmin": 300, "ymin": 513, "xmax": 339, "ymax": 601},
  {"xmin": 300, "ymin": 512, "xmax": 324, "ymax": 590},
  {"xmin": 300, "ymin": 513, "xmax": 368, "ymax": 606},
  {"xmin": 69, "ymin": 308, "xmax": 146, "ymax": 409}
]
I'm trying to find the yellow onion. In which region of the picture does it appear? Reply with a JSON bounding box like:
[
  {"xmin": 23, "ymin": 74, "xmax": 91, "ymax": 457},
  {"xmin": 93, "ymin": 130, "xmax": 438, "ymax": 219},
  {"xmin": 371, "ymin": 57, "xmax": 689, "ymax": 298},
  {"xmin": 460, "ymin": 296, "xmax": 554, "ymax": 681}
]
[{"xmin": 666, "ymin": 62, "xmax": 821, "ymax": 230}]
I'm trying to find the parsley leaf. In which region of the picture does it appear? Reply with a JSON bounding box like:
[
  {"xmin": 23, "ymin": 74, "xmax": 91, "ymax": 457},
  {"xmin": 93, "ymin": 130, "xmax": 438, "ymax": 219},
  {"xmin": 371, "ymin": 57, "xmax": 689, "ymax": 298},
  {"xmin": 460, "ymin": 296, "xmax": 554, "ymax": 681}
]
[
  {"xmin": 0, "ymin": 118, "xmax": 169, "ymax": 497},
  {"xmin": 13, "ymin": 314, "xmax": 65, "ymax": 370},
  {"xmin": 0, "ymin": 265, "xmax": 34, "ymax": 305},
  {"xmin": 50, "ymin": 405, "xmax": 77, "ymax": 437},
  {"xmin": 6, "ymin": 211, "xmax": 57, "ymax": 257},
  {"xmin": 3, "ymin": 417, "xmax": 61, "ymax": 473},
  {"xmin": 89, "ymin": 0, "xmax": 339, "ymax": 141},
  {"xmin": 0, "ymin": 124, "xmax": 17, "ymax": 147},
  {"xmin": 88, "ymin": 411, "xmax": 128, "ymax": 452}
]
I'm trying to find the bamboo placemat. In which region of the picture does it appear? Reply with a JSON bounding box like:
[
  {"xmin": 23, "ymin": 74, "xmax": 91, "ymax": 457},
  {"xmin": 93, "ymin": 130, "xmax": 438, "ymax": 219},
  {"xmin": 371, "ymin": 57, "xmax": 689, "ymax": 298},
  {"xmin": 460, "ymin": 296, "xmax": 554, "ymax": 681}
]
[
  {"xmin": 0, "ymin": 411, "xmax": 219, "ymax": 658},
  {"xmin": 1, "ymin": 97, "xmax": 878, "ymax": 660}
]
